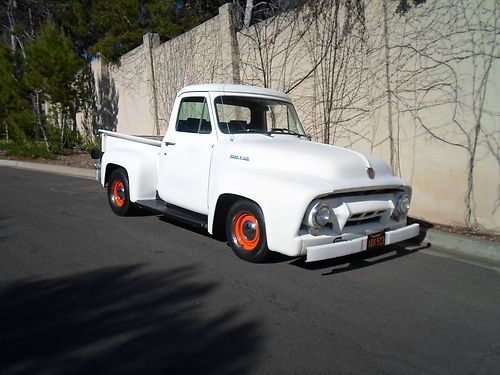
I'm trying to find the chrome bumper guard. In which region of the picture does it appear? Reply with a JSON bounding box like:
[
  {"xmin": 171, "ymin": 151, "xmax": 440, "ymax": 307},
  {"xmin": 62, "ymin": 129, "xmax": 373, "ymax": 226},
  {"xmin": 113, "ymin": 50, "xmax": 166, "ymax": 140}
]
[{"xmin": 305, "ymin": 223, "xmax": 420, "ymax": 262}]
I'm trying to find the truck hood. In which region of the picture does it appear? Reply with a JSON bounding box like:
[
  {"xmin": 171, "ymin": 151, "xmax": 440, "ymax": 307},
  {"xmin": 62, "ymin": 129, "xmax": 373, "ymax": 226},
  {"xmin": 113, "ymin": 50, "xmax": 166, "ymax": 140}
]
[{"xmin": 222, "ymin": 135, "xmax": 405, "ymax": 192}]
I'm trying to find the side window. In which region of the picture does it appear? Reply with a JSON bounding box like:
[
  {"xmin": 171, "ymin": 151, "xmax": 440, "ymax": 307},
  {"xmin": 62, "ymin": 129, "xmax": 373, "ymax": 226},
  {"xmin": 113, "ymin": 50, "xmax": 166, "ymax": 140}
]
[{"xmin": 176, "ymin": 97, "xmax": 212, "ymax": 134}]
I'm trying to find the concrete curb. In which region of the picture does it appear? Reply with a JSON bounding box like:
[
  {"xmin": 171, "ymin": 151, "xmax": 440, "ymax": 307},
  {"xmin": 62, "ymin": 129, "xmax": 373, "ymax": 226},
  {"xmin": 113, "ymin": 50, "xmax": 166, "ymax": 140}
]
[
  {"xmin": 0, "ymin": 159, "xmax": 96, "ymax": 180},
  {"xmin": 424, "ymin": 228, "xmax": 500, "ymax": 263}
]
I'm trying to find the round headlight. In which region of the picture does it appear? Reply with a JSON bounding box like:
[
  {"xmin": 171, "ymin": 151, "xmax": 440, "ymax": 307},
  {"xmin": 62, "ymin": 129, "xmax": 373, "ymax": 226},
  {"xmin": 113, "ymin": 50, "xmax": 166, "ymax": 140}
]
[
  {"xmin": 312, "ymin": 203, "xmax": 331, "ymax": 227},
  {"xmin": 396, "ymin": 194, "xmax": 411, "ymax": 216}
]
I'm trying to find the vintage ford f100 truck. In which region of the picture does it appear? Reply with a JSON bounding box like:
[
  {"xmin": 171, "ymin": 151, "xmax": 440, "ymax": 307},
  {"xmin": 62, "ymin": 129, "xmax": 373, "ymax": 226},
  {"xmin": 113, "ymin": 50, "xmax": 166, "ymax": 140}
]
[{"xmin": 98, "ymin": 84, "xmax": 419, "ymax": 262}]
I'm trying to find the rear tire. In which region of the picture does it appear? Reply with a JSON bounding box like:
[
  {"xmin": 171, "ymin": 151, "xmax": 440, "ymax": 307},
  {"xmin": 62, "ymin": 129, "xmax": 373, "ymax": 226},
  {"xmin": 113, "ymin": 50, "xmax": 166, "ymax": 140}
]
[
  {"xmin": 226, "ymin": 200, "xmax": 270, "ymax": 263},
  {"xmin": 107, "ymin": 168, "xmax": 134, "ymax": 216}
]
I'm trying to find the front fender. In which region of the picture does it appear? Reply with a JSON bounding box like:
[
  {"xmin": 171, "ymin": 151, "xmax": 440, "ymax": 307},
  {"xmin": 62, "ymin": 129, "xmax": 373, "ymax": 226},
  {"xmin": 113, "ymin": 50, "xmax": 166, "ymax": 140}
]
[{"xmin": 208, "ymin": 168, "xmax": 332, "ymax": 256}]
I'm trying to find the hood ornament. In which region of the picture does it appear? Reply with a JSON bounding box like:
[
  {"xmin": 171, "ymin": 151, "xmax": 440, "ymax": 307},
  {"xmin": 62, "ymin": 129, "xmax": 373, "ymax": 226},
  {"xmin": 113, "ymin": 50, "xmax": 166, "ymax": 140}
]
[{"xmin": 367, "ymin": 167, "xmax": 375, "ymax": 179}]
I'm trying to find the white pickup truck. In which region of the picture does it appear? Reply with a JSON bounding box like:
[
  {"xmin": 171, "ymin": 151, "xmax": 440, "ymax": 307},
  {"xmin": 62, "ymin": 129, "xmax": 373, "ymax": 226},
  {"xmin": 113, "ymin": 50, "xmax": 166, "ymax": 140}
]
[{"xmin": 98, "ymin": 84, "xmax": 419, "ymax": 262}]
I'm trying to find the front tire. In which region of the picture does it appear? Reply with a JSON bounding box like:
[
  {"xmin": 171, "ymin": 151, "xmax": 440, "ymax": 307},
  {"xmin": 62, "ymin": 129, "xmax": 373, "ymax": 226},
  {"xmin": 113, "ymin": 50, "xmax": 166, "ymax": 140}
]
[
  {"xmin": 107, "ymin": 168, "xmax": 133, "ymax": 216},
  {"xmin": 226, "ymin": 200, "xmax": 270, "ymax": 263}
]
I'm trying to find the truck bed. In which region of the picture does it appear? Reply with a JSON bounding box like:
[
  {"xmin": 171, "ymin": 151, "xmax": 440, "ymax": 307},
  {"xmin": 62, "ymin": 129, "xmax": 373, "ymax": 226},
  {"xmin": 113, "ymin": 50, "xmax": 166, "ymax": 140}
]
[{"xmin": 99, "ymin": 129, "xmax": 163, "ymax": 148}]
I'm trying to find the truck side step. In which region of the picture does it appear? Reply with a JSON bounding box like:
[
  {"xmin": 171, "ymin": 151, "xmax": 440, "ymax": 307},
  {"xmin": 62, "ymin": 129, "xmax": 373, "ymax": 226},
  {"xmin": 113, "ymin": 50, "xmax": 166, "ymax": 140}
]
[{"xmin": 136, "ymin": 199, "xmax": 208, "ymax": 229}]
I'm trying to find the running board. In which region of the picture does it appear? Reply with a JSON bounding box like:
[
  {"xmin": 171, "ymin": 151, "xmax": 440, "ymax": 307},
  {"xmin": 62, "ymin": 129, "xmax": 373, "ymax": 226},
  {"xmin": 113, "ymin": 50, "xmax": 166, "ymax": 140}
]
[{"xmin": 136, "ymin": 199, "xmax": 208, "ymax": 229}]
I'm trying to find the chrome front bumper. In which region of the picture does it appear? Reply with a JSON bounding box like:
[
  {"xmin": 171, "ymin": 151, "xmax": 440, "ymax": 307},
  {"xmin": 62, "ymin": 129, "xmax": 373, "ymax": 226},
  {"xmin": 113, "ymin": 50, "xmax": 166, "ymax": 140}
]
[{"xmin": 305, "ymin": 223, "xmax": 420, "ymax": 262}]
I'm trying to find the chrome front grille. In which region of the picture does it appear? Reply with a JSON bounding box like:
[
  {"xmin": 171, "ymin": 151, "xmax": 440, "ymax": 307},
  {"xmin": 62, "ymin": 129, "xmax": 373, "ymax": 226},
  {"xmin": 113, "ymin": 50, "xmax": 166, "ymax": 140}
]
[
  {"xmin": 303, "ymin": 190, "xmax": 404, "ymax": 236},
  {"xmin": 347, "ymin": 210, "xmax": 386, "ymax": 222},
  {"xmin": 344, "ymin": 209, "xmax": 387, "ymax": 227}
]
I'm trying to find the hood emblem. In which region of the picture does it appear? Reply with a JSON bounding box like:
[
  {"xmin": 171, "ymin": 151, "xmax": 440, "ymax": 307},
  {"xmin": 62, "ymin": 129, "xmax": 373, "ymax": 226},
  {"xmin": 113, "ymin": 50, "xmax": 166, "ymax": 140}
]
[
  {"xmin": 367, "ymin": 167, "xmax": 375, "ymax": 179},
  {"xmin": 230, "ymin": 154, "xmax": 250, "ymax": 162}
]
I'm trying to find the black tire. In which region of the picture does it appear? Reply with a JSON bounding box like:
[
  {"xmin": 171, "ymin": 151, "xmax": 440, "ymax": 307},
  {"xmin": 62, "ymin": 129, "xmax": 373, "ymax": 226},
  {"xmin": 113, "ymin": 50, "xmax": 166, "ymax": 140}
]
[
  {"xmin": 107, "ymin": 168, "xmax": 133, "ymax": 216},
  {"xmin": 226, "ymin": 200, "xmax": 270, "ymax": 263}
]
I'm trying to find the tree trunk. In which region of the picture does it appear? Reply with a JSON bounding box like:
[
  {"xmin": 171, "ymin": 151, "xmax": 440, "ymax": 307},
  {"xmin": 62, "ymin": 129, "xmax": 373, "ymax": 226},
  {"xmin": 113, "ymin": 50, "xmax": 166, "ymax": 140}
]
[
  {"xmin": 60, "ymin": 110, "xmax": 66, "ymax": 151},
  {"xmin": 7, "ymin": 0, "xmax": 17, "ymax": 52},
  {"xmin": 34, "ymin": 91, "xmax": 50, "ymax": 150},
  {"xmin": 147, "ymin": 34, "xmax": 160, "ymax": 136},
  {"xmin": 243, "ymin": 0, "xmax": 254, "ymax": 28},
  {"xmin": 382, "ymin": 0, "xmax": 397, "ymax": 175}
]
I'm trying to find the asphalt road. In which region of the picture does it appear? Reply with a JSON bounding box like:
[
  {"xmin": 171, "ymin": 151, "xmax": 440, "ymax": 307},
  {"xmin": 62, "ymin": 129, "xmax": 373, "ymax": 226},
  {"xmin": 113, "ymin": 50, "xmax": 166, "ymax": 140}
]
[{"xmin": 1, "ymin": 167, "xmax": 499, "ymax": 375}]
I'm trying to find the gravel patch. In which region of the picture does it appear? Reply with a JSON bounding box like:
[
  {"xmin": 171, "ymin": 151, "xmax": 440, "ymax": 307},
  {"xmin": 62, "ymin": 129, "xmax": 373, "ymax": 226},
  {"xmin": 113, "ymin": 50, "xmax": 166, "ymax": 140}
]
[{"xmin": 0, "ymin": 151, "xmax": 95, "ymax": 169}]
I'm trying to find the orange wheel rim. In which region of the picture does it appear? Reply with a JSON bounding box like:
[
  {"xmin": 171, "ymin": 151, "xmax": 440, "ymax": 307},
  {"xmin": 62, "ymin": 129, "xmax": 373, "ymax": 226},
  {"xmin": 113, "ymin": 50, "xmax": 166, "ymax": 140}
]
[
  {"xmin": 232, "ymin": 212, "xmax": 260, "ymax": 251},
  {"xmin": 112, "ymin": 180, "xmax": 125, "ymax": 207}
]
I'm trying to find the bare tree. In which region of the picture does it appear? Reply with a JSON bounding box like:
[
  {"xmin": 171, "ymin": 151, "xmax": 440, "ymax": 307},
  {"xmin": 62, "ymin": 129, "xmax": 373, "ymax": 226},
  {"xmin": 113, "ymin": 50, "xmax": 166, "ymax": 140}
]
[
  {"xmin": 243, "ymin": 0, "xmax": 253, "ymax": 28},
  {"xmin": 303, "ymin": 0, "xmax": 368, "ymax": 145},
  {"xmin": 154, "ymin": 19, "xmax": 227, "ymax": 133},
  {"xmin": 235, "ymin": 0, "xmax": 314, "ymax": 92},
  {"xmin": 364, "ymin": 0, "xmax": 499, "ymax": 228}
]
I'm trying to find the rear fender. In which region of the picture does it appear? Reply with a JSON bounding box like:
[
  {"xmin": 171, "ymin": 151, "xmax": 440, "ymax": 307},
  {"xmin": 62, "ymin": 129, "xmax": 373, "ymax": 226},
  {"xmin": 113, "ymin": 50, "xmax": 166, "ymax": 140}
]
[{"xmin": 101, "ymin": 148, "xmax": 158, "ymax": 202}]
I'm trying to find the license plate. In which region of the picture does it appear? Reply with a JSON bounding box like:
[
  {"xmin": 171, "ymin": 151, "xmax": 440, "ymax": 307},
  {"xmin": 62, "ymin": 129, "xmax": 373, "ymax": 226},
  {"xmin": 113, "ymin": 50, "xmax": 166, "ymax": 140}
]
[{"xmin": 367, "ymin": 232, "xmax": 385, "ymax": 250}]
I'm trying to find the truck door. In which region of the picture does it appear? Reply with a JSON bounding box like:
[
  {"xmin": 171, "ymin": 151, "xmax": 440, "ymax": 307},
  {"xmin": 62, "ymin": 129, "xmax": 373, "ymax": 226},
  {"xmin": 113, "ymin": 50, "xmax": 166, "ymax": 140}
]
[{"xmin": 157, "ymin": 95, "xmax": 216, "ymax": 214}]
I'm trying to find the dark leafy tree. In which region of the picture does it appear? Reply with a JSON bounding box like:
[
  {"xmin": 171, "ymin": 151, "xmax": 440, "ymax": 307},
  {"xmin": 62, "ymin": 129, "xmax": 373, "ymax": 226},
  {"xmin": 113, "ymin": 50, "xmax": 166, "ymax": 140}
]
[
  {"xmin": 396, "ymin": 0, "xmax": 427, "ymax": 15},
  {"xmin": 24, "ymin": 21, "xmax": 85, "ymax": 150},
  {"xmin": 0, "ymin": 43, "xmax": 34, "ymax": 141},
  {"xmin": 46, "ymin": 0, "xmax": 231, "ymax": 62}
]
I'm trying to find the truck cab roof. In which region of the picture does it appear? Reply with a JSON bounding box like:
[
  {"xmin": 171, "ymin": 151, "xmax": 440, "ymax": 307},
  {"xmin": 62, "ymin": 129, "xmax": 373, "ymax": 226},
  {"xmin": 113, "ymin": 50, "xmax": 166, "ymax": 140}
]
[{"xmin": 178, "ymin": 83, "xmax": 291, "ymax": 102}]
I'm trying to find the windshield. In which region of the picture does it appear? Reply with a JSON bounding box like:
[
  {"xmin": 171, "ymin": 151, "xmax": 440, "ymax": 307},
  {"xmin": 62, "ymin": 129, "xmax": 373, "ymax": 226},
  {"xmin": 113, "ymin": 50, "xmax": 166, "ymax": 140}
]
[{"xmin": 214, "ymin": 96, "xmax": 306, "ymax": 137}]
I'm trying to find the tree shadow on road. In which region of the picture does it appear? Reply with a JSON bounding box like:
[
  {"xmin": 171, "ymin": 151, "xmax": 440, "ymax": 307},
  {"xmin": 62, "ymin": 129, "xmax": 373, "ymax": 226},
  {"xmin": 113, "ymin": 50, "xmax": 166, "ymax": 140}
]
[
  {"xmin": 0, "ymin": 216, "xmax": 15, "ymax": 242},
  {"xmin": 0, "ymin": 265, "xmax": 262, "ymax": 375}
]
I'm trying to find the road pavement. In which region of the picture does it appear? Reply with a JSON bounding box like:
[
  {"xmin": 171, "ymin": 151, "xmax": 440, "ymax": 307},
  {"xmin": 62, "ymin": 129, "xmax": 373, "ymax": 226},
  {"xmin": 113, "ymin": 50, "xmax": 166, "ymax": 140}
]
[{"xmin": 1, "ymin": 167, "xmax": 499, "ymax": 375}]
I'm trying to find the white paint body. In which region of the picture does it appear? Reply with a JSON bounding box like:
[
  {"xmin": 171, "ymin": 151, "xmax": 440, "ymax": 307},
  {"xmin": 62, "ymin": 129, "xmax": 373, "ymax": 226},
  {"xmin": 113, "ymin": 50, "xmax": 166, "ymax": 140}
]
[{"xmin": 99, "ymin": 84, "xmax": 419, "ymax": 261}]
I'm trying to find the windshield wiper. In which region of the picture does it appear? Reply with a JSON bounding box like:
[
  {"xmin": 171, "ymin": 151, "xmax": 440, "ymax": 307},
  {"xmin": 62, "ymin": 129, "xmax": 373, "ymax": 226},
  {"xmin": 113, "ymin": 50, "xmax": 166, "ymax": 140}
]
[
  {"xmin": 267, "ymin": 128, "xmax": 307, "ymax": 138},
  {"xmin": 234, "ymin": 129, "xmax": 272, "ymax": 136}
]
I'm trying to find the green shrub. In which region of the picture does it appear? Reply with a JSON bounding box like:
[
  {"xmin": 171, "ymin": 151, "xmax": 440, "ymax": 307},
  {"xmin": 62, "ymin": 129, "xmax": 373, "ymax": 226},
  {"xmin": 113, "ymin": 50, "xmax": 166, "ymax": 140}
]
[
  {"xmin": 0, "ymin": 140, "xmax": 54, "ymax": 159},
  {"xmin": 80, "ymin": 135, "xmax": 102, "ymax": 154},
  {"xmin": 45, "ymin": 124, "xmax": 82, "ymax": 155}
]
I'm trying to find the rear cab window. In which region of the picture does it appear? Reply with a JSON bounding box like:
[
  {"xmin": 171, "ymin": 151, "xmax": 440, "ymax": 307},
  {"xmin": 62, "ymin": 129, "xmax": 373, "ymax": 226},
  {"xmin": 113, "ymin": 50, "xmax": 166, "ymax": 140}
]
[{"xmin": 176, "ymin": 97, "xmax": 212, "ymax": 134}]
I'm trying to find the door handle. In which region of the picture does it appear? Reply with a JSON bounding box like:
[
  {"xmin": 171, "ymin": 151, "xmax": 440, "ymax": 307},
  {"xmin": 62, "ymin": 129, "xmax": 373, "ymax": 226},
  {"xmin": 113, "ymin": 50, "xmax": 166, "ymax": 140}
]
[{"xmin": 164, "ymin": 141, "xmax": 176, "ymax": 146}]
